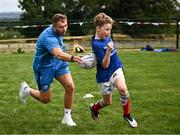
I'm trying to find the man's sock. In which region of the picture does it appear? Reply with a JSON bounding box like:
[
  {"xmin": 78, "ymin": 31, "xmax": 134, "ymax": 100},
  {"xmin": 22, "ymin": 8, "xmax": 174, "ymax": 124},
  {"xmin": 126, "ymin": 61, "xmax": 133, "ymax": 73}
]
[{"xmin": 64, "ymin": 109, "xmax": 71, "ymax": 115}]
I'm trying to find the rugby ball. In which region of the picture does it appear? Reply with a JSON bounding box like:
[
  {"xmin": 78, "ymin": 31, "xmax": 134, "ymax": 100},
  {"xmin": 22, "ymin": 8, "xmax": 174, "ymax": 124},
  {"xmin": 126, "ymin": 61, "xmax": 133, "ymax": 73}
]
[{"xmin": 79, "ymin": 53, "xmax": 97, "ymax": 69}]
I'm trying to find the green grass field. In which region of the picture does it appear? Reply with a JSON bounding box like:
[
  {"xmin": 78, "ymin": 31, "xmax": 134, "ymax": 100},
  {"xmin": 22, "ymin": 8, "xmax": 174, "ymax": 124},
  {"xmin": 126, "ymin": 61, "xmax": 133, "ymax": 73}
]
[{"xmin": 0, "ymin": 51, "xmax": 180, "ymax": 134}]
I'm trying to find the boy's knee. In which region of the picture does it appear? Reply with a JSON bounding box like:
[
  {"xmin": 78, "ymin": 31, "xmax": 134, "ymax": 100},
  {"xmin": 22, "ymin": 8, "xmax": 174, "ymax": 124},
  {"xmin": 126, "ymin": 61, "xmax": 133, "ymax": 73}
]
[{"xmin": 120, "ymin": 89, "xmax": 129, "ymax": 96}]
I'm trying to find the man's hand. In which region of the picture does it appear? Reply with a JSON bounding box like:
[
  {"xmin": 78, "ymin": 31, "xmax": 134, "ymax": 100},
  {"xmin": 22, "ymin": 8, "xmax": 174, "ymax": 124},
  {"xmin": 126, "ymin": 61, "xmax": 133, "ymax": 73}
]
[{"xmin": 73, "ymin": 56, "xmax": 83, "ymax": 64}]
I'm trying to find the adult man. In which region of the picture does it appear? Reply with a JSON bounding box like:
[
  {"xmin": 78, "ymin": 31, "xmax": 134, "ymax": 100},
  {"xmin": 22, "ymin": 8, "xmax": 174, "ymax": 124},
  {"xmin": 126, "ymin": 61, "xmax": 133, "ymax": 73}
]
[{"xmin": 19, "ymin": 13, "xmax": 82, "ymax": 126}]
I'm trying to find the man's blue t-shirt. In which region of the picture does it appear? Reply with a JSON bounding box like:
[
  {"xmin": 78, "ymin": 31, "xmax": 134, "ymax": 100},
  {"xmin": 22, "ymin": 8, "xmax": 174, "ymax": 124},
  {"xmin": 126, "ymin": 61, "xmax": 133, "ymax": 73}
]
[
  {"xmin": 91, "ymin": 36, "xmax": 123, "ymax": 83},
  {"xmin": 33, "ymin": 25, "xmax": 68, "ymax": 71}
]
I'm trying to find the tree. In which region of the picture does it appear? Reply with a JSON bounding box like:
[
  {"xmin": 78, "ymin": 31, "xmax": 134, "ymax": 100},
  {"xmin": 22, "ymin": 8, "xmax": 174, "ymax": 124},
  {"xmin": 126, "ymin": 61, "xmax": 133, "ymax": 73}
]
[
  {"xmin": 18, "ymin": 0, "xmax": 180, "ymax": 21},
  {"xmin": 18, "ymin": 0, "xmax": 44, "ymax": 21},
  {"xmin": 18, "ymin": 0, "xmax": 65, "ymax": 21}
]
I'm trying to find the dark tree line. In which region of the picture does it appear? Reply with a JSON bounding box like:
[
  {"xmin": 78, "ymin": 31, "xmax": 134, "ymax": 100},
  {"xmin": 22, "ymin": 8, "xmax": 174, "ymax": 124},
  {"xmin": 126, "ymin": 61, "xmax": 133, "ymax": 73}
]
[
  {"xmin": 16, "ymin": 0, "xmax": 180, "ymax": 37},
  {"xmin": 18, "ymin": 0, "xmax": 180, "ymax": 21}
]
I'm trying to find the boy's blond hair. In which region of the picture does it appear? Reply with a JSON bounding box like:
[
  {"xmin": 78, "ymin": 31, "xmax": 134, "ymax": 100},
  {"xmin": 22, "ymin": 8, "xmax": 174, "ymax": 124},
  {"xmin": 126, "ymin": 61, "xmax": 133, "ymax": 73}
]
[{"xmin": 94, "ymin": 13, "xmax": 114, "ymax": 27}]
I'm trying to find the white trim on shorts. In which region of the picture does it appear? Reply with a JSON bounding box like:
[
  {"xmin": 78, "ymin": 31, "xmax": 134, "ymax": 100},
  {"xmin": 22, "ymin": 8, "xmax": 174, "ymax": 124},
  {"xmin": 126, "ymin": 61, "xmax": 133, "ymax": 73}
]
[
  {"xmin": 99, "ymin": 68, "xmax": 125, "ymax": 95},
  {"xmin": 110, "ymin": 68, "xmax": 125, "ymax": 84}
]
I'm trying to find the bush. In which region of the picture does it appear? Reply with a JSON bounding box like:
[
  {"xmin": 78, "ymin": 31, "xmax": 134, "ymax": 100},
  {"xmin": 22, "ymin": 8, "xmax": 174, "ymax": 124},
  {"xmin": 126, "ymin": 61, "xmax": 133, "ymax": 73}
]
[{"xmin": 0, "ymin": 29, "xmax": 24, "ymax": 39}]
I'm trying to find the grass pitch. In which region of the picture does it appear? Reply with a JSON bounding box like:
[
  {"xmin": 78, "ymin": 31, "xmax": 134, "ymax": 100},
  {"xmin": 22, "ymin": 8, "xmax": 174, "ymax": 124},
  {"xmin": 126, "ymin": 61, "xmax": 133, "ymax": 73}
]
[{"xmin": 0, "ymin": 51, "xmax": 180, "ymax": 134}]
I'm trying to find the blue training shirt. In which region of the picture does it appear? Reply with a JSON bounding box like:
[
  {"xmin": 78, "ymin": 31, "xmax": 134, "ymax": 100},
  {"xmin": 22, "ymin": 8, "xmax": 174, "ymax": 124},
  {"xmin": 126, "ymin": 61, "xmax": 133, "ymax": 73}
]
[
  {"xmin": 33, "ymin": 25, "xmax": 68, "ymax": 71},
  {"xmin": 91, "ymin": 36, "xmax": 123, "ymax": 83}
]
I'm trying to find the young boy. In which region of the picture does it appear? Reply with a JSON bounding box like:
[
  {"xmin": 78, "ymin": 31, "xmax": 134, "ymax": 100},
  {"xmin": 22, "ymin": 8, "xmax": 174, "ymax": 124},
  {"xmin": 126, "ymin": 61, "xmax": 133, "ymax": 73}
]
[{"xmin": 89, "ymin": 13, "xmax": 137, "ymax": 128}]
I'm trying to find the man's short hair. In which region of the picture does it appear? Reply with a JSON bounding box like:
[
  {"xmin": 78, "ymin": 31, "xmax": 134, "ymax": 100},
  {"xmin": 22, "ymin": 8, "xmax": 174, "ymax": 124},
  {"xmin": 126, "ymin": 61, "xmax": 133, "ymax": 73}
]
[{"xmin": 52, "ymin": 14, "xmax": 67, "ymax": 25}]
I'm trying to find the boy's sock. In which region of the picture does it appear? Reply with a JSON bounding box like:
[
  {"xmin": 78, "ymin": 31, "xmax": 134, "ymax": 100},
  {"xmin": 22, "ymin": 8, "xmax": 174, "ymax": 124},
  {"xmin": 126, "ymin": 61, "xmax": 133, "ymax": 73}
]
[
  {"xmin": 123, "ymin": 97, "xmax": 130, "ymax": 115},
  {"xmin": 120, "ymin": 92, "xmax": 130, "ymax": 115},
  {"xmin": 93, "ymin": 99, "xmax": 105, "ymax": 112}
]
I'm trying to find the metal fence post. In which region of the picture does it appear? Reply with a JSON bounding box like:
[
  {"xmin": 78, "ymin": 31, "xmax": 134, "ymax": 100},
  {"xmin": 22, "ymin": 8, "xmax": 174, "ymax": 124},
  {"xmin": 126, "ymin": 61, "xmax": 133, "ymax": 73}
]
[{"xmin": 176, "ymin": 19, "xmax": 179, "ymax": 51}]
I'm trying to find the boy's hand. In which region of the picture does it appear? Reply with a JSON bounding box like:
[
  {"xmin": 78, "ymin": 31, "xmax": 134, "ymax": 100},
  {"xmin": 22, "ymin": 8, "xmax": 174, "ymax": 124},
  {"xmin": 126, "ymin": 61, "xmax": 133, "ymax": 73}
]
[{"xmin": 107, "ymin": 42, "xmax": 113, "ymax": 52}]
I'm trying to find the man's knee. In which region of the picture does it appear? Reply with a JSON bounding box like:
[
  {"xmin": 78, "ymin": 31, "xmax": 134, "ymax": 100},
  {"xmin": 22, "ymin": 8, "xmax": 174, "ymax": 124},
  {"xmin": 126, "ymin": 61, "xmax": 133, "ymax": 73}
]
[
  {"xmin": 65, "ymin": 83, "xmax": 75, "ymax": 93},
  {"xmin": 40, "ymin": 90, "xmax": 51, "ymax": 104},
  {"xmin": 41, "ymin": 98, "xmax": 51, "ymax": 104}
]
